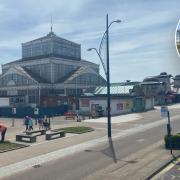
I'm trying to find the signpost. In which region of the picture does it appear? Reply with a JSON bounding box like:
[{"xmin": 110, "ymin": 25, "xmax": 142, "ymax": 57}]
[
  {"xmin": 160, "ymin": 106, "xmax": 168, "ymax": 118},
  {"xmin": 161, "ymin": 106, "xmax": 173, "ymax": 155},
  {"xmin": 34, "ymin": 108, "xmax": 39, "ymax": 125},
  {"xmin": 160, "ymin": 106, "xmax": 171, "ymax": 136}
]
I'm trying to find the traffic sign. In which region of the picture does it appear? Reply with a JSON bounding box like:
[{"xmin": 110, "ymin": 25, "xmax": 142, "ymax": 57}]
[
  {"xmin": 161, "ymin": 106, "xmax": 168, "ymax": 118},
  {"xmin": 12, "ymin": 108, "xmax": 16, "ymax": 114},
  {"xmin": 34, "ymin": 108, "xmax": 39, "ymax": 115}
]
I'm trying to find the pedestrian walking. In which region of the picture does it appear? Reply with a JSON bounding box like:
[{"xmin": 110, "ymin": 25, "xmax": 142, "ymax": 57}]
[
  {"xmin": 43, "ymin": 119, "xmax": 49, "ymax": 130},
  {"xmin": 0, "ymin": 123, "xmax": 7, "ymax": 143},
  {"xmin": 24, "ymin": 116, "xmax": 29, "ymax": 131},
  {"xmin": 28, "ymin": 117, "xmax": 33, "ymax": 131},
  {"xmin": 38, "ymin": 117, "xmax": 44, "ymax": 130}
]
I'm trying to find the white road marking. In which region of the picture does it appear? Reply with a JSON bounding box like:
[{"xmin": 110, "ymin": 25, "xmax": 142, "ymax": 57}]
[
  {"xmin": 152, "ymin": 165, "xmax": 175, "ymax": 180},
  {"xmin": 137, "ymin": 139, "xmax": 144, "ymax": 142},
  {"xmin": 0, "ymin": 116, "xmax": 179, "ymax": 179}
]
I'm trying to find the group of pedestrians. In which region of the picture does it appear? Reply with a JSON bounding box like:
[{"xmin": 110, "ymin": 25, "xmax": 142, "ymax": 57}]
[
  {"xmin": 24, "ymin": 116, "xmax": 50, "ymax": 131},
  {"xmin": 38, "ymin": 117, "xmax": 50, "ymax": 130},
  {"xmin": 0, "ymin": 115, "xmax": 50, "ymax": 143},
  {"xmin": 24, "ymin": 116, "xmax": 34, "ymax": 131}
]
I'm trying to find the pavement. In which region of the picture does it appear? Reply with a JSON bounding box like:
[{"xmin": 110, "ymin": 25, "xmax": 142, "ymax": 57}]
[
  {"xmin": 84, "ymin": 113, "xmax": 142, "ymax": 123},
  {"xmin": 0, "ymin": 104, "xmax": 180, "ymax": 179}
]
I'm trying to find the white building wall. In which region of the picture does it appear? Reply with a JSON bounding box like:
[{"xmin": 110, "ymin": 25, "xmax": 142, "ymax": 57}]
[
  {"xmin": 79, "ymin": 98, "xmax": 133, "ymax": 116},
  {"xmin": 0, "ymin": 97, "xmax": 10, "ymax": 107},
  {"xmin": 110, "ymin": 99, "xmax": 133, "ymax": 115}
]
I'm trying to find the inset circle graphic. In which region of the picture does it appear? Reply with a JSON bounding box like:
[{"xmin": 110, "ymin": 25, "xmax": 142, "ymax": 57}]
[{"xmin": 175, "ymin": 20, "xmax": 180, "ymax": 57}]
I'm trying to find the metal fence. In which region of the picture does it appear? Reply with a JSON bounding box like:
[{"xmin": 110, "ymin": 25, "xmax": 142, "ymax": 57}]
[{"xmin": 0, "ymin": 105, "xmax": 68, "ymax": 118}]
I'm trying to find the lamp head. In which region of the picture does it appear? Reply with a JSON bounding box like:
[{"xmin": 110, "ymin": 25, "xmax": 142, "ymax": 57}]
[
  {"xmin": 87, "ymin": 48, "xmax": 93, "ymax": 51},
  {"xmin": 115, "ymin": 19, "xmax": 121, "ymax": 23}
]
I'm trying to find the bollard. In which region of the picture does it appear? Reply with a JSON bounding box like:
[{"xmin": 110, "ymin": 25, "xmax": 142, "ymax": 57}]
[
  {"xmin": 76, "ymin": 113, "xmax": 81, "ymax": 122},
  {"xmin": 48, "ymin": 117, "xmax": 51, "ymax": 129},
  {"xmin": 35, "ymin": 118, "xmax": 38, "ymax": 125},
  {"xmin": 12, "ymin": 118, "xmax": 14, "ymax": 127},
  {"xmin": 77, "ymin": 117, "xmax": 81, "ymax": 122}
]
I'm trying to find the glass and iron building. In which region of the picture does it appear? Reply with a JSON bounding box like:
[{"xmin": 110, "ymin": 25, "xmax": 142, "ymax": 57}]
[
  {"xmin": 0, "ymin": 31, "xmax": 106, "ymax": 106},
  {"xmin": 22, "ymin": 31, "xmax": 81, "ymax": 60}
]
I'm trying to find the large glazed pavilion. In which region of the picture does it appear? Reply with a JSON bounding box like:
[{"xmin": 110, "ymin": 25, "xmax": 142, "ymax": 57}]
[{"xmin": 0, "ymin": 31, "xmax": 106, "ymax": 106}]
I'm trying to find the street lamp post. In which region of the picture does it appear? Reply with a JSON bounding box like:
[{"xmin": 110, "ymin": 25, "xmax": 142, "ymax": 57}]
[
  {"xmin": 88, "ymin": 14, "xmax": 121, "ymax": 137},
  {"xmin": 87, "ymin": 48, "xmax": 107, "ymax": 76},
  {"xmin": 106, "ymin": 14, "xmax": 111, "ymax": 137}
]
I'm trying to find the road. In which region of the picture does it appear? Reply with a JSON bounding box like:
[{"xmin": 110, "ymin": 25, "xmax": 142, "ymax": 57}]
[{"xmin": 4, "ymin": 113, "xmax": 180, "ymax": 180}]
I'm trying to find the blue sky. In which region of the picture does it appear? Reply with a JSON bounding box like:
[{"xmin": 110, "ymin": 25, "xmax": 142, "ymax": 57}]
[
  {"xmin": 178, "ymin": 21, "xmax": 180, "ymax": 30},
  {"xmin": 0, "ymin": 0, "xmax": 180, "ymax": 82}
]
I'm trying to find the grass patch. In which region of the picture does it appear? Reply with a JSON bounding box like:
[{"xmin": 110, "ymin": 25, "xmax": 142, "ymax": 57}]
[
  {"xmin": 55, "ymin": 126, "xmax": 94, "ymax": 134},
  {"xmin": 0, "ymin": 141, "xmax": 28, "ymax": 153}
]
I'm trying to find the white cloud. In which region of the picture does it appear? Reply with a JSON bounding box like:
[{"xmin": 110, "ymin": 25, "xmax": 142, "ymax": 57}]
[{"xmin": 0, "ymin": 0, "xmax": 180, "ymax": 82}]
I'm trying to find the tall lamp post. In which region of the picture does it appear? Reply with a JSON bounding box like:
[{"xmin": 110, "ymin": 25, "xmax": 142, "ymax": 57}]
[{"xmin": 87, "ymin": 14, "xmax": 121, "ymax": 137}]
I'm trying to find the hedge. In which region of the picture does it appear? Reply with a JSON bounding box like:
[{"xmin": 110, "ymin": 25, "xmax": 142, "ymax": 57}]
[{"xmin": 164, "ymin": 133, "xmax": 180, "ymax": 149}]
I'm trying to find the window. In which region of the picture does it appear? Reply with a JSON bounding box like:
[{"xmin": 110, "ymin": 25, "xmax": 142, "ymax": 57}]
[
  {"xmin": 117, "ymin": 103, "xmax": 123, "ymax": 111},
  {"xmin": 81, "ymin": 99, "xmax": 89, "ymax": 107},
  {"xmin": 125, "ymin": 103, "xmax": 130, "ymax": 109}
]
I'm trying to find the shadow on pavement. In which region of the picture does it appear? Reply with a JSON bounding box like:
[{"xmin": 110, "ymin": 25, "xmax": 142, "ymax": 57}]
[
  {"xmin": 106, "ymin": 137, "xmax": 117, "ymax": 163},
  {"xmin": 85, "ymin": 137, "xmax": 138, "ymax": 164}
]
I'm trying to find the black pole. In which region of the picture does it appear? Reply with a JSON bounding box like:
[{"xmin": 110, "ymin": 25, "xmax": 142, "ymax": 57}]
[
  {"xmin": 167, "ymin": 111, "xmax": 171, "ymax": 136},
  {"xmin": 167, "ymin": 111, "xmax": 173, "ymax": 155},
  {"xmin": 106, "ymin": 14, "xmax": 111, "ymax": 138}
]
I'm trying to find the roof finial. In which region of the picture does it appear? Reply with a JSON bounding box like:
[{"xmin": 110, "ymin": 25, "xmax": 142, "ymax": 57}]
[{"xmin": 50, "ymin": 15, "xmax": 53, "ymax": 33}]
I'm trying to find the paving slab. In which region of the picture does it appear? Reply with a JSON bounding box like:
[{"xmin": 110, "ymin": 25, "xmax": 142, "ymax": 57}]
[
  {"xmin": 83, "ymin": 141, "xmax": 177, "ymax": 180},
  {"xmin": 0, "ymin": 129, "xmax": 106, "ymax": 167}
]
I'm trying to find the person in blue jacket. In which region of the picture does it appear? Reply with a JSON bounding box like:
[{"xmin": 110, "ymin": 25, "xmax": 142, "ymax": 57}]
[
  {"xmin": 28, "ymin": 117, "xmax": 33, "ymax": 131},
  {"xmin": 24, "ymin": 116, "xmax": 29, "ymax": 131}
]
